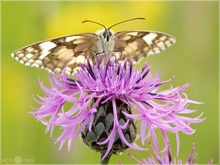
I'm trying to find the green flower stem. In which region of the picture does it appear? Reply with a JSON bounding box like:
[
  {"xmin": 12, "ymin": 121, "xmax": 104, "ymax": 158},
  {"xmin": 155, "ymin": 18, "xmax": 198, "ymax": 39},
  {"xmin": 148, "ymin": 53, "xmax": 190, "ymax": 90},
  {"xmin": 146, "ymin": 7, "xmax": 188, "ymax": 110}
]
[{"xmin": 100, "ymin": 153, "xmax": 111, "ymax": 165}]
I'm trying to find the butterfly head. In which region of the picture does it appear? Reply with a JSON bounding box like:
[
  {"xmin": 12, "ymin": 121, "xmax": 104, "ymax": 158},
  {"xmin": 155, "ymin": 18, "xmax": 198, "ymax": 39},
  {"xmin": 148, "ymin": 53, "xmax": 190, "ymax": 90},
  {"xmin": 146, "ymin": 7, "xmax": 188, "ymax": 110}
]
[
  {"xmin": 82, "ymin": 20, "xmax": 115, "ymax": 42},
  {"xmin": 82, "ymin": 18, "xmax": 145, "ymax": 54},
  {"xmin": 102, "ymin": 28, "xmax": 113, "ymax": 42},
  {"xmin": 95, "ymin": 28, "xmax": 115, "ymax": 54},
  {"xmin": 96, "ymin": 28, "xmax": 115, "ymax": 42}
]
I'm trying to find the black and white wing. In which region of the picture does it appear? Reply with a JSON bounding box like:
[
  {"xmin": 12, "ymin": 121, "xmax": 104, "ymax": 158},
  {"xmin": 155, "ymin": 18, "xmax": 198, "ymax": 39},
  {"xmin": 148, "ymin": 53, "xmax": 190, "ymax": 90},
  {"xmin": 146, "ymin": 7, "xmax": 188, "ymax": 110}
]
[
  {"xmin": 11, "ymin": 33, "xmax": 97, "ymax": 75},
  {"xmin": 114, "ymin": 31, "xmax": 176, "ymax": 62}
]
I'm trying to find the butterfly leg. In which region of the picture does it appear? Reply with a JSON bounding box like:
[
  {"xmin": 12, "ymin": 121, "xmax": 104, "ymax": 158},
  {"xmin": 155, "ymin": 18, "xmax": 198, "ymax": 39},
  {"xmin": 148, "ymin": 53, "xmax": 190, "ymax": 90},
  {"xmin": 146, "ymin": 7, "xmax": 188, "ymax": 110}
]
[
  {"xmin": 118, "ymin": 50, "xmax": 122, "ymax": 61},
  {"xmin": 90, "ymin": 50, "xmax": 100, "ymax": 65},
  {"xmin": 110, "ymin": 50, "xmax": 122, "ymax": 63}
]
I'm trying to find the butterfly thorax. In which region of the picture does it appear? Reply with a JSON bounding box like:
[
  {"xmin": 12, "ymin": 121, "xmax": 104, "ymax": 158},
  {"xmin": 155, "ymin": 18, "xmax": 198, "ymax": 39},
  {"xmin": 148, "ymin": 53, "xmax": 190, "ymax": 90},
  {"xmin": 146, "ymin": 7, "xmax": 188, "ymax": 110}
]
[{"xmin": 96, "ymin": 29, "xmax": 115, "ymax": 55}]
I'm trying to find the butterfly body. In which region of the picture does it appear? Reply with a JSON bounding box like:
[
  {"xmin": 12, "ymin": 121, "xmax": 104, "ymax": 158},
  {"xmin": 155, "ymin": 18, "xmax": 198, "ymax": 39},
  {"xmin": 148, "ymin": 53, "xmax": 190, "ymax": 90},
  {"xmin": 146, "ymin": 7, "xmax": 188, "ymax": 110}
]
[{"xmin": 11, "ymin": 18, "xmax": 176, "ymax": 75}]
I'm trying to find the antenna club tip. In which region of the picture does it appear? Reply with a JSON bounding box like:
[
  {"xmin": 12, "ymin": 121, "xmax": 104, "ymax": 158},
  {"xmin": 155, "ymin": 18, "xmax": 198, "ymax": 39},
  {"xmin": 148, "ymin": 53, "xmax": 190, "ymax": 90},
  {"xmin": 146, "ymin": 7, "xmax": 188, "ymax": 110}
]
[
  {"xmin": 81, "ymin": 20, "xmax": 88, "ymax": 23},
  {"xmin": 138, "ymin": 17, "xmax": 146, "ymax": 20}
]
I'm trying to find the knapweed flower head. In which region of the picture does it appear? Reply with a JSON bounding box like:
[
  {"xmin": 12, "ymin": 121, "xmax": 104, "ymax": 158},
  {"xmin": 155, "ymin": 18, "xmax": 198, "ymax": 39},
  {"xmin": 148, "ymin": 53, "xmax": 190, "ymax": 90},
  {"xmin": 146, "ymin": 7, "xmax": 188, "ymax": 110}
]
[
  {"xmin": 31, "ymin": 59, "xmax": 204, "ymax": 160},
  {"xmin": 126, "ymin": 142, "xmax": 213, "ymax": 165}
]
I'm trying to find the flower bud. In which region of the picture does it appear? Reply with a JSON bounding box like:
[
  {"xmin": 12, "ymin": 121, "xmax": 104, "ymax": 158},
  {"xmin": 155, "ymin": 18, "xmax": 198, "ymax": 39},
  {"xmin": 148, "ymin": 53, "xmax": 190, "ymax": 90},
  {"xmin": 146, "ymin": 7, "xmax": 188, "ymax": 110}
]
[{"xmin": 81, "ymin": 99, "xmax": 137, "ymax": 155}]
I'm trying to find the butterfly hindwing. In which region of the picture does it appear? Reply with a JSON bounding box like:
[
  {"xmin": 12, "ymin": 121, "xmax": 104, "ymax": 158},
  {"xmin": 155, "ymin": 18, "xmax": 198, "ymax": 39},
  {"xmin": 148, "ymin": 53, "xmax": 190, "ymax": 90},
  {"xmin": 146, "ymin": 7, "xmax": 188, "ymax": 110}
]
[
  {"xmin": 115, "ymin": 31, "xmax": 176, "ymax": 62},
  {"xmin": 11, "ymin": 33, "xmax": 97, "ymax": 74}
]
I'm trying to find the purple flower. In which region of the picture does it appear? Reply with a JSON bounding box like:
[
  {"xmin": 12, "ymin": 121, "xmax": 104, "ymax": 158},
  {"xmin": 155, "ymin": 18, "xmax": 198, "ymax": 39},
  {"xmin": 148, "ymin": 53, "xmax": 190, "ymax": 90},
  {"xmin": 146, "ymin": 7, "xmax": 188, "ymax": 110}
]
[
  {"xmin": 125, "ymin": 142, "xmax": 213, "ymax": 165},
  {"xmin": 30, "ymin": 59, "xmax": 204, "ymax": 161}
]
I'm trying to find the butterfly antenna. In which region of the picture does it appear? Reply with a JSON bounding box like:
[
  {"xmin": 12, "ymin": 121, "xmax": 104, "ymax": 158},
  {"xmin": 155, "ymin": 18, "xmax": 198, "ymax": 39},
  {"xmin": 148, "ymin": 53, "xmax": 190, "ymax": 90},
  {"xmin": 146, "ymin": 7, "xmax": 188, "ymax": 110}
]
[
  {"xmin": 109, "ymin": 17, "xmax": 145, "ymax": 29},
  {"xmin": 82, "ymin": 20, "xmax": 107, "ymax": 30}
]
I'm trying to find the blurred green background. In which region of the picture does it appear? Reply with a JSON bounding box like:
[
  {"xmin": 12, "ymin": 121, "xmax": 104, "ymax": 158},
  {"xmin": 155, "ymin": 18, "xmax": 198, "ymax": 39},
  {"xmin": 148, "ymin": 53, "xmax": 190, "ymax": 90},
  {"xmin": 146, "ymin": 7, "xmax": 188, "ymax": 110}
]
[{"xmin": 1, "ymin": 1, "xmax": 219, "ymax": 164}]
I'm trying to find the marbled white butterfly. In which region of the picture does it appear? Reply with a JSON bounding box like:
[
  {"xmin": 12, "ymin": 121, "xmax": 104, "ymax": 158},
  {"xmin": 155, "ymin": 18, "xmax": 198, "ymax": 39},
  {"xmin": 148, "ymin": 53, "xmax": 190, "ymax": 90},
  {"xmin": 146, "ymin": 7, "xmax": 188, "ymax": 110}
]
[{"xmin": 11, "ymin": 18, "xmax": 176, "ymax": 75}]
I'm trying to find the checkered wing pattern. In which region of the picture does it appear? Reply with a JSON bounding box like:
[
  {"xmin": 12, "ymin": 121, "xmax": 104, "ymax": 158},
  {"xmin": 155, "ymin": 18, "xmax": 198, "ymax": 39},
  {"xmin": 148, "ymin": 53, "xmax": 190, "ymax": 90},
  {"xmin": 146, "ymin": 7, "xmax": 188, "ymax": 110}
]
[
  {"xmin": 11, "ymin": 33, "xmax": 97, "ymax": 75},
  {"xmin": 115, "ymin": 31, "xmax": 176, "ymax": 62}
]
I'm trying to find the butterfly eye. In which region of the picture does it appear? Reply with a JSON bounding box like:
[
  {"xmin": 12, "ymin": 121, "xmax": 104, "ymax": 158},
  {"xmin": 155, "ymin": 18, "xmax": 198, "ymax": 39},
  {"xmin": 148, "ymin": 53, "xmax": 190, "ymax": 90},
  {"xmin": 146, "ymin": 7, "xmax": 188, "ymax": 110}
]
[
  {"xmin": 109, "ymin": 31, "xmax": 112, "ymax": 36},
  {"xmin": 102, "ymin": 30, "xmax": 107, "ymax": 38},
  {"xmin": 103, "ymin": 29, "xmax": 112, "ymax": 41}
]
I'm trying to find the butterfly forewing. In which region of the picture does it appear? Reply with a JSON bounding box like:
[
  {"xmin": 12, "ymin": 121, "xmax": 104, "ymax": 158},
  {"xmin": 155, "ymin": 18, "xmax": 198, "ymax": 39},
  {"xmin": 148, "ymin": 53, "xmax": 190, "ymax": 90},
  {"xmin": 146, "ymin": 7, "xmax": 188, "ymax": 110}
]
[
  {"xmin": 12, "ymin": 29, "xmax": 176, "ymax": 75},
  {"xmin": 11, "ymin": 33, "xmax": 97, "ymax": 75},
  {"xmin": 115, "ymin": 31, "xmax": 176, "ymax": 62}
]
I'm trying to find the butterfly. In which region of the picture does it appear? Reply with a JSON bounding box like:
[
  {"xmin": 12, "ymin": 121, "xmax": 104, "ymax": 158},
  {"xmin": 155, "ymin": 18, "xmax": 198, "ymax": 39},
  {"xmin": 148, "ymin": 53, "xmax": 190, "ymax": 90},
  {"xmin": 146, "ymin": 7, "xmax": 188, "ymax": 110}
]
[{"xmin": 11, "ymin": 17, "xmax": 176, "ymax": 75}]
